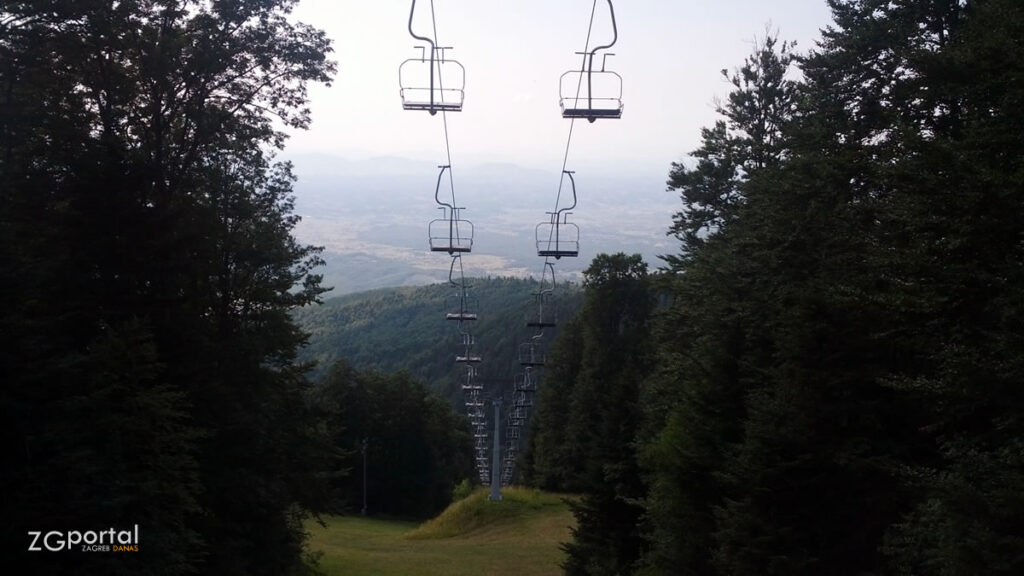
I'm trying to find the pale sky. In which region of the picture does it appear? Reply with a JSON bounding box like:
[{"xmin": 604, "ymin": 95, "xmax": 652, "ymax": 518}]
[{"xmin": 285, "ymin": 0, "xmax": 835, "ymax": 172}]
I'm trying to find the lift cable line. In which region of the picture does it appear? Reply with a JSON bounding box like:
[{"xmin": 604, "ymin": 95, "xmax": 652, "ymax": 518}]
[
  {"xmin": 425, "ymin": 0, "xmax": 489, "ymax": 484},
  {"xmin": 402, "ymin": 0, "xmax": 489, "ymax": 485},
  {"xmin": 502, "ymin": 0, "xmax": 623, "ymax": 486},
  {"xmin": 399, "ymin": 0, "xmax": 622, "ymax": 488},
  {"xmin": 550, "ymin": 0, "xmax": 598, "ymax": 216},
  {"xmin": 542, "ymin": 0, "xmax": 597, "ymax": 259}
]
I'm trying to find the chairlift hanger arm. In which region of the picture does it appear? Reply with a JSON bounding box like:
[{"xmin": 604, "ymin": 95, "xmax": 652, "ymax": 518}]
[
  {"xmin": 577, "ymin": 0, "xmax": 618, "ymax": 117},
  {"xmin": 448, "ymin": 255, "xmax": 472, "ymax": 288},
  {"xmin": 542, "ymin": 261, "xmax": 556, "ymax": 293},
  {"xmin": 589, "ymin": 0, "xmax": 618, "ymax": 57},
  {"xmin": 557, "ymin": 170, "xmax": 577, "ymax": 217},
  {"xmin": 408, "ymin": 0, "xmax": 439, "ymax": 112},
  {"xmin": 435, "ymin": 164, "xmax": 452, "ymax": 210},
  {"xmin": 408, "ymin": 0, "xmax": 435, "ymax": 52}
]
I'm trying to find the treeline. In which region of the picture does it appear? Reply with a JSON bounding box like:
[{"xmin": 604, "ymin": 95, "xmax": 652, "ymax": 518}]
[
  {"xmin": 314, "ymin": 361, "xmax": 474, "ymax": 519},
  {"xmin": 525, "ymin": 1, "xmax": 1024, "ymax": 575}
]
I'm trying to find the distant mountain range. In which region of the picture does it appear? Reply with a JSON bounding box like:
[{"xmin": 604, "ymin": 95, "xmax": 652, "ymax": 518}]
[{"xmin": 285, "ymin": 153, "xmax": 679, "ymax": 295}]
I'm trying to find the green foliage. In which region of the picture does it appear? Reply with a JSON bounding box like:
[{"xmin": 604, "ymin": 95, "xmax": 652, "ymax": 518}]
[
  {"xmin": 642, "ymin": 2, "xmax": 1024, "ymax": 575},
  {"xmin": 0, "ymin": 1, "xmax": 334, "ymax": 574},
  {"xmin": 315, "ymin": 361, "xmax": 474, "ymax": 519},
  {"xmin": 663, "ymin": 33, "xmax": 796, "ymax": 266},
  {"xmin": 406, "ymin": 487, "xmax": 570, "ymax": 540},
  {"xmin": 307, "ymin": 502, "xmax": 574, "ymax": 576},
  {"xmin": 641, "ymin": 32, "xmax": 801, "ymax": 576},
  {"xmin": 870, "ymin": 0, "xmax": 1024, "ymax": 572},
  {"xmin": 524, "ymin": 253, "xmax": 653, "ymax": 576},
  {"xmin": 522, "ymin": 315, "xmax": 586, "ymax": 491},
  {"xmin": 293, "ymin": 277, "xmax": 583, "ymax": 406},
  {"xmin": 452, "ymin": 479, "xmax": 474, "ymax": 503}
]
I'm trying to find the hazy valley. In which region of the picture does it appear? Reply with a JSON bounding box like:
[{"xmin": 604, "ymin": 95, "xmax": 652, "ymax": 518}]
[{"xmin": 286, "ymin": 153, "xmax": 678, "ymax": 294}]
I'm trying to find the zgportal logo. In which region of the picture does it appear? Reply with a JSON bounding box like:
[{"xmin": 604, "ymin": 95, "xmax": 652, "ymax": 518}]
[{"xmin": 27, "ymin": 525, "xmax": 140, "ymax": 552}]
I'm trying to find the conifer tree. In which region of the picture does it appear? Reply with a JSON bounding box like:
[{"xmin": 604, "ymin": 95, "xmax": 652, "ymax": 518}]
[
  {"xmin": 640, "ymin": 33, "xmax": 798, "ymax": 575},
  {"xmin": 560, "ymin": 253, "xmax": 652, "ymax": 576},
  {"xmin": 872, "ymin": 0, "xmax": 1024, "ymax": 572}
]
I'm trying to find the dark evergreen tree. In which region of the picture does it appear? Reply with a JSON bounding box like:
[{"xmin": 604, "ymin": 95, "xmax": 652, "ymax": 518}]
[
  {"xmin": 522, "ymin": 315, "xmax": 587, "ymax": 492},
  {"xmin": 871, "ymin": 0, "xmax": 1024, "ymax": 572},
  {"xmin": 558, "ymin": 253, "xmax": 653, "ymax": 576},
  {"xmin": 663, "ymin": 34, "xmax": 796, "ymax": 267},
  {"xmin": 645, "ymin": 1, "xmax": 1024, "ymax": 574},
  {"xmin": 315, "ymin": 361, "xmax": 474, "ymax": 519},
  {"xmin": 639, "ymin": 33, "xmax": 798, "ymax": 576},
  {"xmin": 0, "ymin": 1, "xmax": 334, "ymax": 574}
]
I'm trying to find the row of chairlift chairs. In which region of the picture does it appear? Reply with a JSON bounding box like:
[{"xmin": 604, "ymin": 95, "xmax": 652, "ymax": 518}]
[
  {"xmin": 399, "ymin": 2, "xmax": 622, "ymax": 121},
  {"xmin": 428, "ymin": 167, "xmax": 581, "ymax": 260},
  {"xmin": 402, "ymin": 0, "xmax": 621, "ymax": 484},
  {"xmin": 399, "ymin": 47, "xmax": 622, "ymax": 122},
  {"xmin": 500, "ymin": 261, "xmax": 557, "ymax": 484},
  {"xmin": 407, "ymin": 0, "xmax": 621, "ymax": 261},
  {"xmin": 442, "ymin": 254, "xmax": 488, "ymax": 482}
]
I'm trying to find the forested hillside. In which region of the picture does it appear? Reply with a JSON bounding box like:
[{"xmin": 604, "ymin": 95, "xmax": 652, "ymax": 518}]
[{"xmin": 294, "ymin": 277, "xmax": 583, "ymax": 404}]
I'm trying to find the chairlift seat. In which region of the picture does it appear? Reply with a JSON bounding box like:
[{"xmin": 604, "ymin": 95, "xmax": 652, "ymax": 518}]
[
  {"xmin": 519, "ymin": 343, "xmax": 546, "ymax": 366},
  {"xmin": 402, "ymin": 100, "xmax": 464, "ymax": 113},
  {"xmin": 537, "ymin": 246, "xmax": 579, "ymax": 258},
  {"xmin": 430, "ymin": 216, "xmax": 473, "ymax": 253},
  {"xmin": 559, "ymin": 69, "xmax": 624, "ymax": 121},
  {"xmin": 536, "ymin": 220, "xmax": 579, "ymax": 259},
  {"xmin": 562, "ymin": 107, "xmax": 622, "ymax": 120},
  {"xmin": 399, "ymin": 55, "xmax": 465, "ymax": 113},
  {"xmin": 431, "ymin": 243, "xmax": 472, "ymax": 253}
]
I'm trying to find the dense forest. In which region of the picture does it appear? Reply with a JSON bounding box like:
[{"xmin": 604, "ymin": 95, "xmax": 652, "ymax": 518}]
[
  {"xmin": 524, "ymin": 1, "xmax": 1024, "ymax": 575},
  {"xmin": 3, "ymin": 0, "xmax": 1023, "ymax": 575}
]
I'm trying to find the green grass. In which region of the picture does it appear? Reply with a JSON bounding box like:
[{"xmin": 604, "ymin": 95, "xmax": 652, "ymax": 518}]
[{"xmin": 306, "ymin": 487, "xmax": 575, "ymax": 576}]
